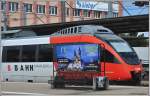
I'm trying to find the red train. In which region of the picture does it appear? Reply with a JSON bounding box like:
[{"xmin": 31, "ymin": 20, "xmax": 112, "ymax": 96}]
[{"xmin": 50, "ymin": 25, "xmax": 143, "ymax": 88}]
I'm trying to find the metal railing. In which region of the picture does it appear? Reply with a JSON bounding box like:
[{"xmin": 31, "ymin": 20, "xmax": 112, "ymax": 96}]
[{"xmin": 142, "ymin": 60, "xmax": 149, "ymax": 65}]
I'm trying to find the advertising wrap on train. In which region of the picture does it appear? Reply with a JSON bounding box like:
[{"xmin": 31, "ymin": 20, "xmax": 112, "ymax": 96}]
[{"xmin": 55, "ymin": 44, "xmax": 100, "ymax": 71}]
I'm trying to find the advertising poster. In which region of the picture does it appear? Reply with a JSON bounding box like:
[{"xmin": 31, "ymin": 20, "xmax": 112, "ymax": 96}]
[
  {"xmin": 75, "ymin": 0, "xmax": 118, "ymax": 12},
  {"xmin": 55, "ymin": 44, "xmax": 100, "ymax": 71}
]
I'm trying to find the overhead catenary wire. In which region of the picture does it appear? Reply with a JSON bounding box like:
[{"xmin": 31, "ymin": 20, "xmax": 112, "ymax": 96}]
[{"xmin": 117, "ymin": 1, "xmax": 132, "ymax": 16}]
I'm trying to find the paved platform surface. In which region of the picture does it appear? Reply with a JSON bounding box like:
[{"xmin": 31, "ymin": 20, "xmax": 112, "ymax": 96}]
[{"xmin": 1, "ymin": 82, "xmax": 149, "ymax": 96}]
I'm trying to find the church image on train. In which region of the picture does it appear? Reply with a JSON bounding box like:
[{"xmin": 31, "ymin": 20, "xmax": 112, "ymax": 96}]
[{"xmin": 67, "ymin": 48, "xmax": 83, "ymax": 71}]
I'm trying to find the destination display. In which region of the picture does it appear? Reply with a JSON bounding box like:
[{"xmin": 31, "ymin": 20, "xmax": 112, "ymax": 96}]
[{"xmin": 55, "ymin": 44, "xmax": 100, "ymax": 71}]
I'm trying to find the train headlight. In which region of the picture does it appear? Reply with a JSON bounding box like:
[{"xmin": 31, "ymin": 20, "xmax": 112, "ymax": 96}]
[{"xmin": 134, "ymin": 67, "xmax": 141, "ymax": 73}]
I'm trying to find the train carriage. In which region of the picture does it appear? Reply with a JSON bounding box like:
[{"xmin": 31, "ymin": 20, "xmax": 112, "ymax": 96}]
[{"xmin": 1, "ymin": 25, "xmax": 143, "ymax": 86}]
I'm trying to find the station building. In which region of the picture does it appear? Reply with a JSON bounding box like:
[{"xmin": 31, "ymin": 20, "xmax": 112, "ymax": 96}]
[{"xmin": 1, "ymin": 0, "xmax": 122, "ymax": 30}]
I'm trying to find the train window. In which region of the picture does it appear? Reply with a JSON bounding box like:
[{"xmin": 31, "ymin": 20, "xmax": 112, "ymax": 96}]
[
  {"xmin": 35, "ymin": 45, "xmax": 39, "ymax": 62},
  {"xmin": 38, "ymin": 44, "xmax": 53, "ymax": 62},
  {"xmin": 22, "ymin": 45, "xmax": 36, "ymax": 62},
  {"xmin": 97, "ymin": 30, "xmax": 108, "ymax": 32},
  {"xmin": 101, "ymin": 49, "xmax": 120, "ymax": 64},
  {"xmin": 3, "ymin": 46, "xmax": 21, "ymax": 62},
  {"xmin": 2, "ymin": 47, "xmax": 7, "ymax": 62},
  {"xmin": 110, "ymin": 41, "xmax": 133, "ymax": 52}
]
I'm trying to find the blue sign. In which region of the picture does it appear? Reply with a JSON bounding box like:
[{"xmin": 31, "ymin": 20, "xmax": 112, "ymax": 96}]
[
  {"xmin": 55, "ymin": 44, "xmax": 100, "ymax": 71},
  {"xmin": 75, "ymin": 0, "xmax": 118, "ymax": 12},
  {"xmin": 76, "ymin": 0, "xmax": 96, "ymax": 10}
]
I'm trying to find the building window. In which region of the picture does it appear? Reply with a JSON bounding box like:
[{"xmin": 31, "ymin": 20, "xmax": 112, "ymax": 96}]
[
  {"xmin": 1, "ymin": 26, "xmax": 4, "ymax": 31},
  {"xmin": 94, "ymin": 11, "xmax": 102, "ymax": 18},
  {"xmin": 66, "ymin": 8, "xmax": 69, "ymax": 16},
  {"xmin": 49, "ymin": 6, "xmax": 57, "ymax": 15},
  {"xmin": 102, "ymin": 12, "xmax": 107, "ymax": 18},
  {"xmin": 37, "ymin": 5, "xmax": 45, "ymax": 14},
  {"xmin": 73, "ymin": 9, "xmax": 80, "ymax": 16},
  {"xmin": 9, "ymin": 2, "xmax": 18, "ymax": 12},
  {"xmin": 83, "ymin": 10, "xmax": 90, "ymax": 17},
  {"xmin": 1, "ymin": 1, "xmax": 6, "ymax": 10},
  {"xmin": 113, "ymin": 12, "xmax": 118, "ymax": 17},
  {"xmin": 24, "ymin": 3, "xmax": 32, "ymax": 12}
]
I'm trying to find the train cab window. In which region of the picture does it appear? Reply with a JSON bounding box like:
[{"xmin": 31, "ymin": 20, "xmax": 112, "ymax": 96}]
[
  {"xmin": 22, "ymin": 45, "xmax": 36, "ymax": 62},
  {"xmin": 38, "ymin": 44, "xmax": 53, "ymax": 62},
  {"xmin": 3, "ymin": 46, "xmax": 20, "ymax": 62},
  {"xmin": 101, "ymin": 49, "xmax": 120, "ymax": 64}
]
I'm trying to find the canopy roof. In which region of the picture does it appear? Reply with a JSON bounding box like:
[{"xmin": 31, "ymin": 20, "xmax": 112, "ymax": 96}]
[{"xmin": 9, "ymin": 14, "xmax": 149, "ymax": 35}]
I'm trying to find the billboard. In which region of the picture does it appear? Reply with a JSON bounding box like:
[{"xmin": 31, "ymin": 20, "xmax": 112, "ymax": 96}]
[
  {"xmin": 55, "ymin": 44, "xmax": 100, "ymax": 71},
  {"xmin": 75, "ymin": 0, "xmax": 118, "ymax": 12}
]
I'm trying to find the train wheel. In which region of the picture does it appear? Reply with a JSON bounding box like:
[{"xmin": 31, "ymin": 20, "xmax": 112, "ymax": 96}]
[
  {"xmin": 50, "ymin": 82, "xmax": 56, "ymax": 89},
  {"xmin": 132, "ymin": 80, "xmax": 141, "ymax": 86},
  {"xmin": 102, "ymin": 78, "xmax": 109, "ymax": 90},
  {"xmin": 92, "ymin": 77, "xmax": 98, "ymax": 90},
  {"xmin": 60, "ymin": 83, "xmax": 65, "ymax": 88},
  {"xmin": 53, "ymin": 76, "xmax": 65, "ymax": 88},
  {"xmin": 93, "ymin": 77, "xmax": 109, "ymax": 90}
]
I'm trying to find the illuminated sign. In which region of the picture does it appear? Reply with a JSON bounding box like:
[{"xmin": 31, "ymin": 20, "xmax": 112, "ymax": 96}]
[{"xmin": 75, "ymin": 0, "xmax": 118, "ymax": 12}]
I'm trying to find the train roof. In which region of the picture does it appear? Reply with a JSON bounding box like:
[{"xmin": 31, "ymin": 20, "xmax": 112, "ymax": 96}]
[
  {"xmin": 51, "ymin": 25, "xmax": 113, "ymax": 36},
  {"xmin": 2, "ymin": 35, "xmax": 50, "ymax": 46}
]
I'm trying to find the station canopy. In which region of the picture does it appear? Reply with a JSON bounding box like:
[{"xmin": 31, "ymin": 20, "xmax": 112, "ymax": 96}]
[{"xmin": 9, "ymin": 14, "xmax": 149, "ymax": 35}]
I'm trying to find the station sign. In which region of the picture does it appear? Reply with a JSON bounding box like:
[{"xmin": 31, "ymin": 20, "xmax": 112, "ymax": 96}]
[{"xmin": 75, "ymin": 0, "xmax": 118, "ymax": 12}]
